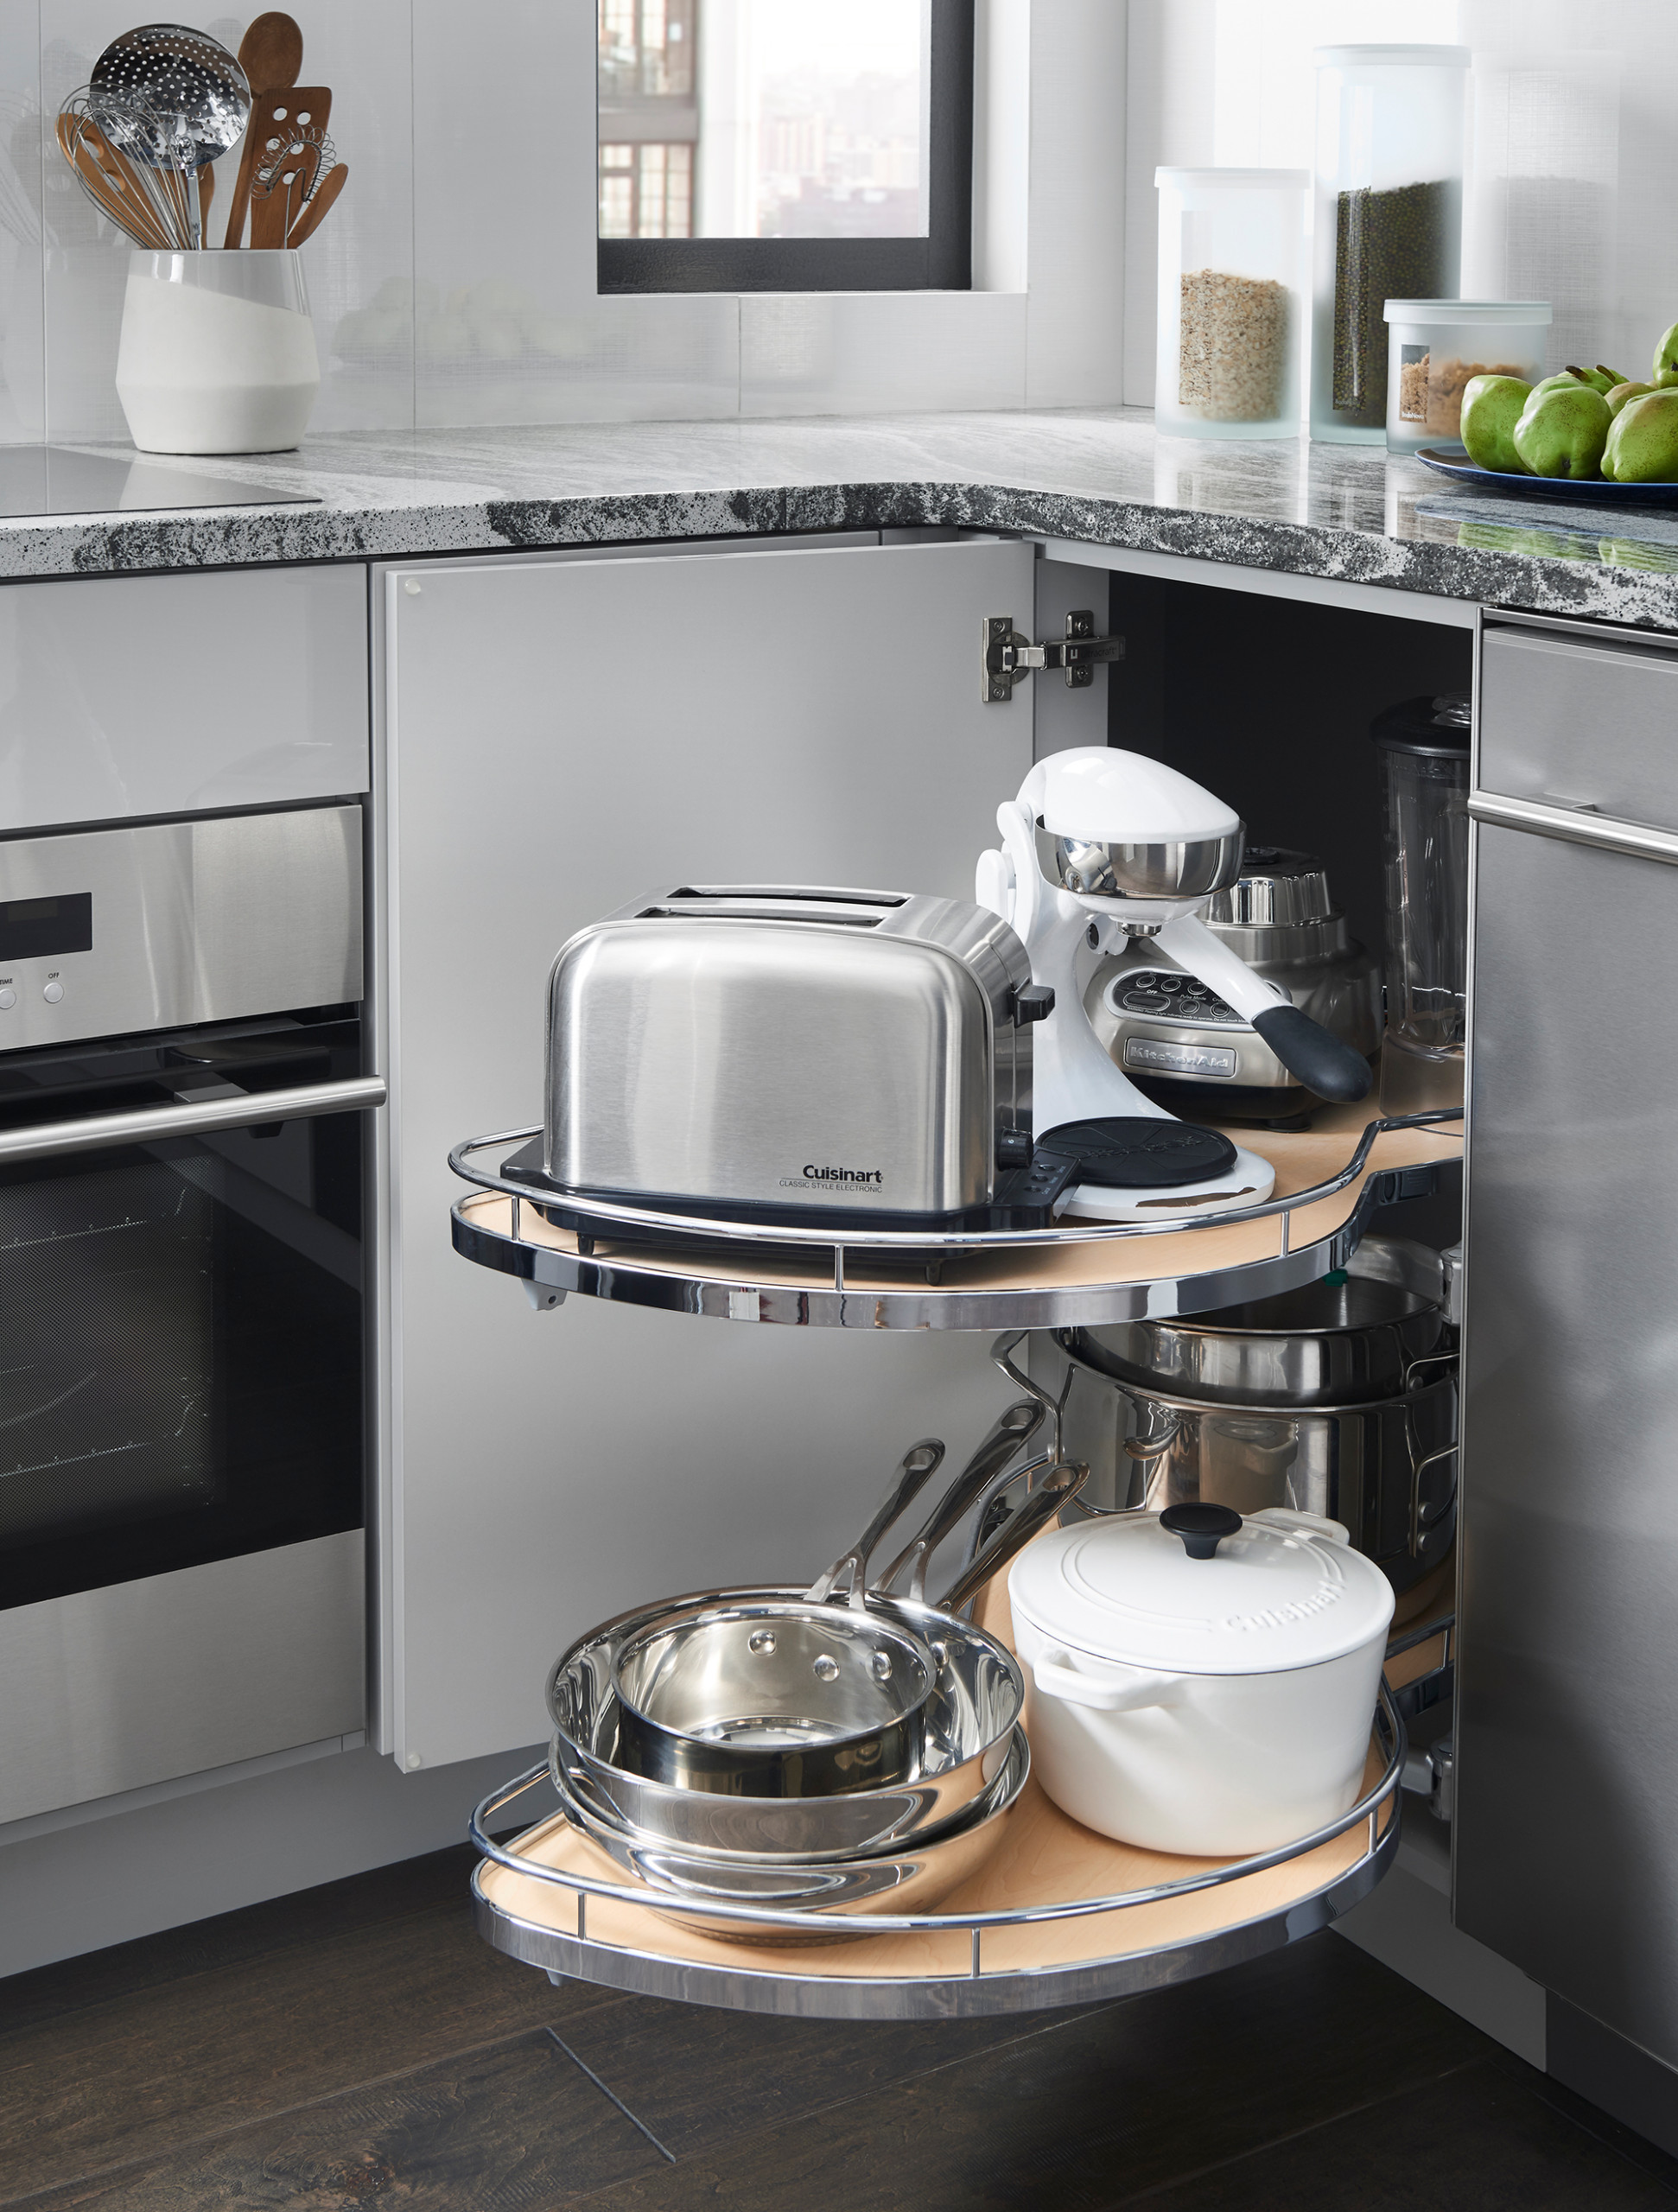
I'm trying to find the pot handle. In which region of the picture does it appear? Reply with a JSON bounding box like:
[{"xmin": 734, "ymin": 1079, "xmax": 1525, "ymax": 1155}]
[
  {"xmin": 1407, "ymin": 1435, "xmax": 1459, "ymax": 1559},
  {"xmin": 1247, "ymin": 1506, "xmax": 1351, "ymax": 1547},
  {"xmin": 1033, "ymin": 1645, "xmax": 1179, "ymax": 1713}
]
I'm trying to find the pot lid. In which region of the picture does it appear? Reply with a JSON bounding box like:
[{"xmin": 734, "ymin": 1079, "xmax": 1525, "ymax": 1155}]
[{"xmin": 1008, "ymin": 1508, "xmax": 1395, "ymax": 1675}]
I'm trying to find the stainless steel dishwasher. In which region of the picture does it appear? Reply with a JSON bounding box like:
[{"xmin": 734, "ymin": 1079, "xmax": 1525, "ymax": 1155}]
[{"xmin": 1459, "ymin": 612, "xmax": 1678, "ymax": 2074}]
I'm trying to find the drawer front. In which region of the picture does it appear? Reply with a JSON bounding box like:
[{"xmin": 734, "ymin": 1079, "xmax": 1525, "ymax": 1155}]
[
  {"xmin": 1479, "ymin": 621, "xmax": 1678, "ymax": 825},
  {"xmin": 0, "ymin": 563, "xmax": 369, "ymax": 832}
]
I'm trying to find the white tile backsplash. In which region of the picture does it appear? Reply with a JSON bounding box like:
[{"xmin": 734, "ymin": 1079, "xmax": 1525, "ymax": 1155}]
[{"xmin": 0, "ymin": 0, "xmax": 1132, "ymax": 439}]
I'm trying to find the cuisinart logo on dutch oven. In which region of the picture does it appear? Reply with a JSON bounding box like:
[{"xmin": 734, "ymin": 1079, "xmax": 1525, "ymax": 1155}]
[{"xmin": 778, "ymin": 1165, "xmax": 885, "ymax": 1189}]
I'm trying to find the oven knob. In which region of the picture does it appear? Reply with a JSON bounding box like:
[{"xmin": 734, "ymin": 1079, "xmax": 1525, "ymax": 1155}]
[
  {"xmin": 41, "ymin": 981, "xmax": 63, "ymax": 1003},
  {"xmin": 0, "ymin": 988, "xmax": 13, "ymax": 1009}
]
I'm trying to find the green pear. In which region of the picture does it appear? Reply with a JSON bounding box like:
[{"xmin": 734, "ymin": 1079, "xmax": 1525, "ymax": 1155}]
[
  {"xmin": 1657, "ymin": 368, "xmax": 1678, "ymax": 390},
  {"xmin": 1603, "ymin": 388, "xmax": 1678, "ymax": 482},
  {"xmin": 1652, "ymin": 322, "xmax": 1678, "ymax": 382},
  {"xmin": 1513, "ymin": 383, "xmax": 1612, "ymax": 478},
  {"xmin": 1566, "ymin": 364, "xmax": 1627, "ymax": 395},
  {"xmin": 1460, "ymin": 374, "xmax": 1533, "ymax": 472},
  {"xmin": 1606, "ymin": 380, "xmax": 1656, "ymax": 417},
  {"xmin": 1529, "ymin": 371, "xmax": 1586, "ymax": 397}
]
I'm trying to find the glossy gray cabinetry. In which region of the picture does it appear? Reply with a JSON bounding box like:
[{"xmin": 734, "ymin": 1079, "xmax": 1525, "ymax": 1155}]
[
  {"xmin": 0, "ymin": 564, "xmax": 369, "ymax": 830},
  {"xmin": 1458, "ymin": 614, "xmax": 1678, "ymax": 2067}
]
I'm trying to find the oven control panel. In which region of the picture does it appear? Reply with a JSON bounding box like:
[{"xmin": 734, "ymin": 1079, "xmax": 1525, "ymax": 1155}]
[{"xmin": 0, "ymin": 808, "xmax": 363, "ymax": 1051}]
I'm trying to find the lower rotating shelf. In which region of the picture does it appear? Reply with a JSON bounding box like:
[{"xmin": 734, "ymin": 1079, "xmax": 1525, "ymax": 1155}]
[
  {"xmin": 449, "ymin": 1103, "xmax": 1462, "ymax": 1332},
  {"xmin": 470, "ymin": 1555, "xmax": 1415, "ymax": 2022}
]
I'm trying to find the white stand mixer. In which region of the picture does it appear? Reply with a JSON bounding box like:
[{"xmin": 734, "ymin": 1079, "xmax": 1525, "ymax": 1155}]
[{"xmin": 977, "ymin": 749, "xmax": 1372, "ymax": 1222}]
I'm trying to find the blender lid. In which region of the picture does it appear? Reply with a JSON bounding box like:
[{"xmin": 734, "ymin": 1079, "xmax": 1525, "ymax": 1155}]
[
  {"xmin": 1009, "ymin": 1510, "xmax": 1395, "ymax": 1676},
  {"xmin": 1370, "ymin": 694, "xmax": 1471, "ymax": 758}
]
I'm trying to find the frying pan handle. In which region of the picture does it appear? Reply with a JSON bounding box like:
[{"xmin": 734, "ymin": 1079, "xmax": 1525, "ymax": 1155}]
[
  {"xmin": 804, "ymin": 1438, "xmax": 945, "ymax": 1609},
  {"xmin": 935, "ymin": 1459, "xmax": 1088, "ymax": 1616},
  {"xmin": 990, "ymin": 1330, "xmax": 1069, "ymax": 1466},
  {"xmin": 877, "ymin": 1398, "xmax": 1046, "ymax": 1599}
]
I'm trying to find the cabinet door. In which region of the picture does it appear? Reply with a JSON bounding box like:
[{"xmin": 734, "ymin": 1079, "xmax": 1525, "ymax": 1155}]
[
  {"xmin": 1459, "ymin": 620, "xmax": 1678, "ymax": 2065},
  {"xmin": 380, "ymin": 537, "xmax": 1052, "ymax": 1769}
]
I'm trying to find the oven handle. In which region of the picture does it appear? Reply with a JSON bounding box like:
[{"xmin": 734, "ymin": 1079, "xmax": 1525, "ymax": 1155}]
[{"xmin": 0, "ymin": 1074, "xmax": 387, "ymax": 1164}]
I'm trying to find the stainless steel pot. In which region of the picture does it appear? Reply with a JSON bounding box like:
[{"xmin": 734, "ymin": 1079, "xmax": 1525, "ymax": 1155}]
[
  {"xmin": 1034, "ymin": 1245, "xmax": 1457, "ymax": 1594},
  {"xmin": 1062, "ymin": 1236, "xmax": 1450, "ymax": 1408}
]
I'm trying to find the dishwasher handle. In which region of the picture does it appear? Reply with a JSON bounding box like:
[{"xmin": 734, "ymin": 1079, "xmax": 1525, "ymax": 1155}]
[
  {"xmin": 0, "ymin": 1073, "xmax": 387, "ymax": 1165},
  {"xmin": 1468, "ymin": 791, "xmax": 1678, "ymax": 866}
]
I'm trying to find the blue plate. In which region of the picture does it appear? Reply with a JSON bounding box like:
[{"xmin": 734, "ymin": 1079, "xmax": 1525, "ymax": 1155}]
[{"xmin": 1415, "ymin": 446, "xmax": 1678, "ymax": 507}]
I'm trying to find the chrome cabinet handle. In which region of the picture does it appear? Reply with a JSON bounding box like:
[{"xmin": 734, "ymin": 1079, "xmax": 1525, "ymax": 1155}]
[
  {"xmin": 0, "ymin": 1073, "xmax": 386, "ymax": 1164},
  {"xmin": 1468, "ymin": 791, "xmax": 1678, "ymax": 865}
]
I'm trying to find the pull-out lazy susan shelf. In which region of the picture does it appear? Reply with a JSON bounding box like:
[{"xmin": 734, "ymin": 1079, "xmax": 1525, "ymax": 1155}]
[{"xmin": 448, "ymin": 1105, "xmax": 1462, "ymax": 1332}]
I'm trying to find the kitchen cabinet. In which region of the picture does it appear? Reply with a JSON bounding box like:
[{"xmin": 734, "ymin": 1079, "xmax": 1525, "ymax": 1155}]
[
  {"xmin": 378, "ymin": 534, "xmax": 1103, "ymax": 1771},
  {"xmin": 0, "ymin": 564, "xmax": 368, "ymax": 833},
  {"xmin": 1458, "ymin": 613, "xmax": 1678, "ymax": 2072}
]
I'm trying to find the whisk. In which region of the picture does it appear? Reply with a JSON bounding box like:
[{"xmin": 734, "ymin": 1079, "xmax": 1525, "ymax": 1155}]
[{"xmin": 57, "ymin": 22, "xmax": 251, "ymax": 250}]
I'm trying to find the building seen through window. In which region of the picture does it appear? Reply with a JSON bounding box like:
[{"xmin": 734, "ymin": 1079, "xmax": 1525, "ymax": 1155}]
[{"xmin": 599, "ymin": 0, "xmax": 929, "ymax": 244}]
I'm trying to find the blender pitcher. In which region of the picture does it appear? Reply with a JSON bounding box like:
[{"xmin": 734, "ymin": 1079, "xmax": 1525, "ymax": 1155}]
[{"xmin": 1371, "ymin": 695, "xmax": 1470, "ymax": 1116}]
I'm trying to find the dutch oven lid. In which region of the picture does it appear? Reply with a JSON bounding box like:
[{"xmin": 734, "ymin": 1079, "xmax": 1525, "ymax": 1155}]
[{"xmin": 1008, "ymin": 1507, "xmax": 1395, "ymax": 1675}]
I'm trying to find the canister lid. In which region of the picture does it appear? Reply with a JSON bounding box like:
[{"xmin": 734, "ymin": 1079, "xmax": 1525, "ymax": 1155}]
[
  {"xmin": 1007, "ymin": 1509, "xmax": 1395, "ymax": 1676},
  {"xmin": 1313, "ymin": 43, "xmax": 1471, "ymax": 67},
  {"xmin": 1382, "ymin": 300, "xmax": 1552, "ymax": 325},
  {"xmin": 1155, "ymin": 167, "xmax": 1311, "ymax": 190},
  {"xmin": 1370, "ymin": 694, "xmax": 1471, "ymax": 758}
]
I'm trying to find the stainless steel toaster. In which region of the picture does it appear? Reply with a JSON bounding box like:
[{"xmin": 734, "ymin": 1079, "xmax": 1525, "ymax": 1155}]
[{"xmin": 543, "ymin": 885, "xmax": 1041, "ymax": 1222}]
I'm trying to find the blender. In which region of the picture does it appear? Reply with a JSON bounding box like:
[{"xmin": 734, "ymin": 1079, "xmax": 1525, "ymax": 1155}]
[{"xmin": 1371, "ymin": 696, "xmax": 1470, "ymax": 1116}]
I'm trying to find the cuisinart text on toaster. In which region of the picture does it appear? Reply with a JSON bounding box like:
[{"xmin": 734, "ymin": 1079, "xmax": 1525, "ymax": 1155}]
[{"xmin": 779, "ymin": 1164, "xmax": 886, "ymax": 1189}]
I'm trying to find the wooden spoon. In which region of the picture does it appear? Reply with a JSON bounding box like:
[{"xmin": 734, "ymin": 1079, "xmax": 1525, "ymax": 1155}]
[
  {"xmin": 287, "ymin": 162, "xmax": 346, "ymax": 247},
  {"xmin": 224, "ymin": 10, "xmax": 304, "ymax": 247}
]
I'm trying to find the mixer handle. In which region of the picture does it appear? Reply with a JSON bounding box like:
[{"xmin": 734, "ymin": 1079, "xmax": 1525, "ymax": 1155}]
[{"xmin": 1250, "ymin": 1003, "xmax": 1373, "ymax": 1104}]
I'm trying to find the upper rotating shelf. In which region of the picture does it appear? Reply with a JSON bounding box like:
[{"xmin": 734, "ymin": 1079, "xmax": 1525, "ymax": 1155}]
[{"xmin": 448, "ymin": 1104, "xmax": 1462, "ymax": 1332}]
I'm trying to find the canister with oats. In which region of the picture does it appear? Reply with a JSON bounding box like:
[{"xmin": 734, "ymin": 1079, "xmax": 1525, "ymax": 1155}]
[{"xmin": 1154, "ymin": 168, "xmax": 1308, "ymax": 442}]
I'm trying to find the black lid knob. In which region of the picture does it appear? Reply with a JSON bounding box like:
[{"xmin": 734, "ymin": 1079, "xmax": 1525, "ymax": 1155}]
[{"xmin": 1160, "ymin": 1503, "xmax": 1243, "ymax": 1560}]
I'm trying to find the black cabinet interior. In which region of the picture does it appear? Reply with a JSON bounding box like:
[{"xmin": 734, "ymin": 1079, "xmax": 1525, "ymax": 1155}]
[{"xmin": 1106, "ymin": 573, "xmax": 1474, "ymax": 957}]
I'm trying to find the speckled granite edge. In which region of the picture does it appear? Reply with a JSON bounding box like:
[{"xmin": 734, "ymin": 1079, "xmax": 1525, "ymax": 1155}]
[{"xmin": 18, "ymin": 475, "xmax": 1678, "ymax": 632}]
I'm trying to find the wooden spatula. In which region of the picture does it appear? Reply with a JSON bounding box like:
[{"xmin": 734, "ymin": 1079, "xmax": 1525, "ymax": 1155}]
[
  {"xmin": 56, "ymin": 113, "xmax": 171, "ymax": 248},
  {"xmin": 224, "ymin": 10, "xmax": 304, "ymax": 248},
  {"xmin": 245, "ymin": 88, "xmax": 333, "ymax": 249}
]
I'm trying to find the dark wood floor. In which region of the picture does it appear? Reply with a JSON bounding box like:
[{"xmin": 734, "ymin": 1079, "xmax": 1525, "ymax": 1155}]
[{"xmin": 2, "ymin": 1845, "xmax": 1675, "ymax": 2209}]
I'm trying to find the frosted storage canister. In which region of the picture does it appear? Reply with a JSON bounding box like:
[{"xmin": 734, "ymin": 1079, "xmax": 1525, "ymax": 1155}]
[
  {"xmin": 1008, "ymin": 1503, "xmax": 1394, "ymax": 1855},
  {"xmin": 1155, "ymin": 169, "xmax": 1308, "ymax": 440},
  {"xmin": 1311, "ymin": 45, "xmax": 1471, "ymax": 443},
  {"xmin": 1383, "ymin": 301, "xmax": 1551, "ymax": 454}
]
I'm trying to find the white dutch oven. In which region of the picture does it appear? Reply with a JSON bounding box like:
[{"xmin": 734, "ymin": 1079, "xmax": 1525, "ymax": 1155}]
[{"xmin": 1008, "ymin": 1502, "xmax": 1394, "ymax": 1854}]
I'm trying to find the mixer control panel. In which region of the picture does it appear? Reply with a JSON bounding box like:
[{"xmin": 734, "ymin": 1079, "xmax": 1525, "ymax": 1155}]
[{"xmin": 1106, "ymin": 969, "xmax": 1245, "ymax": 1029}]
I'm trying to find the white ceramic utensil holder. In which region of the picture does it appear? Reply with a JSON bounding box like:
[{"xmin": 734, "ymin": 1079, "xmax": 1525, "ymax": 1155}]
[{"xmin": 116, "ymin": 250, "xmax": 320, "ymax": 455}]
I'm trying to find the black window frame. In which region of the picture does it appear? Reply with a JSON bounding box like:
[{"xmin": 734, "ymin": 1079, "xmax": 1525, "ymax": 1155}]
[{"xmin": 598, "ymin": 0, "xmax": 975, "ymax": 296}]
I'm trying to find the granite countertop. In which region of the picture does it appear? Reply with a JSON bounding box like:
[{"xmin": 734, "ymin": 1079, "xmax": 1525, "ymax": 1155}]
[{"xmin": 21, "ymin": 409, "xmax": 1678, "ymax": 632}]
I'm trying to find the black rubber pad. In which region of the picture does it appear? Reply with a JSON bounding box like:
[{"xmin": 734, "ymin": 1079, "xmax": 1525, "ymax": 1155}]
[{"xmin": 1035, "ymin": 1116, "xmax": 1239, "ymax": 1189}]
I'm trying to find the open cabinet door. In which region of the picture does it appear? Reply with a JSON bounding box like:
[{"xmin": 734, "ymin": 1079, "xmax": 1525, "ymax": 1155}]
[{"xmin": 379, "ymin": 535, "xmax": 1086, "ymax": 1770}]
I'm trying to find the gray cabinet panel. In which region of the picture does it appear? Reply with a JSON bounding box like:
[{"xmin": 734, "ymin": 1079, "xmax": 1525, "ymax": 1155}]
[
  {"xmin": 1459, "ymin": 627, "xmax": 1678, "ymax": 2064},
  {"xmin": 381, "ymin": 538, "xmax": 1039, "ymax": 1770},
  {"xmin": 1478, "ymin": 623, "xmax": 1678, "ymax": 822},
  {"xmin": 0, "ymin": 565, "xmax": 369, "ymax": 831}
]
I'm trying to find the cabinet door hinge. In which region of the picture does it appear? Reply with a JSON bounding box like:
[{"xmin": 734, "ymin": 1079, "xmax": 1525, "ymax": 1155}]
[{"xmin": 982, "ymin": 610, "xmax": 1126, "ymax": 703}]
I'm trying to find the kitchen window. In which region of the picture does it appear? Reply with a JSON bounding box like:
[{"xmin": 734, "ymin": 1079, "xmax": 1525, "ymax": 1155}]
[{"xmin": 598, "ymin": 0, "xmax": 974, "ymax": 294}]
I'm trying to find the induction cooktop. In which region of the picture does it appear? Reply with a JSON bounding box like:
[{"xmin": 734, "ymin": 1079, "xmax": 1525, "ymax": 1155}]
[{"xmin": 0, "ymin": 446, "xmax": 321, "ymax": 518}]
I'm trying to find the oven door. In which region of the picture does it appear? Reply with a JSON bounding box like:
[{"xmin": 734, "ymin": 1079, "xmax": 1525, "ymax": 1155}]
[{"xmin": 0, "ymin": 1012, "xmax": 382, "ymax": 1823}]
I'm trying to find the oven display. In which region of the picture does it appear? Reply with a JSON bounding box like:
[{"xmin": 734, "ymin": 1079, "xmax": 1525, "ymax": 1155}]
[{"xmin": 0, "ymin": 892, "xmax": 92, "ymax": 960}]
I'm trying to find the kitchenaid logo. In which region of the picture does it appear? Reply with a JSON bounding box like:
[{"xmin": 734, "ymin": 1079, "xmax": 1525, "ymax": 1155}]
[
  {"xmin": 779, "ymin": 1165, "xmax": 886, "ymax": 1187},
  {"xmin": 1220, "ymin": 1586, "xmax": 1338, "ymax": 1633}
]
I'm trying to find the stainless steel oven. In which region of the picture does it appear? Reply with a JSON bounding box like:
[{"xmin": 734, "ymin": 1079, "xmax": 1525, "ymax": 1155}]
[{"xmin": 0, "ymin": 804, "xmax": 381, "ymax": 1825}]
